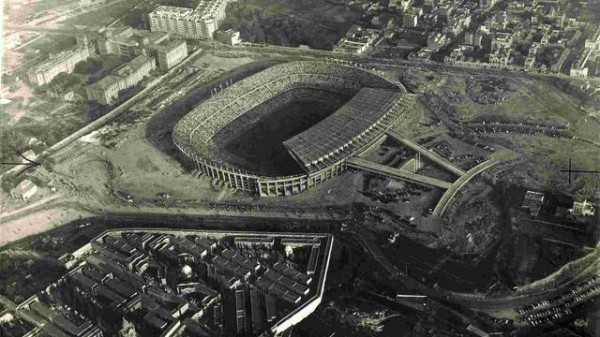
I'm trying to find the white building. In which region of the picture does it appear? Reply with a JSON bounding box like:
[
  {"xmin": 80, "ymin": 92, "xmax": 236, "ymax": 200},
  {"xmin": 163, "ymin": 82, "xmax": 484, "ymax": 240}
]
[
  {"xmin": 148, "ymin": 0, "xmax": 229, "ymax": 39},
  {"xmin": 569, "ymin": 200, "xmax": 595, "ymax": 217},
  {"xmin": 149, "ymin": 40, "xmax": 189, "ymax": 70},
  {"xmin": 86, "ymin": 55, "xmax": 156, "ymax": 105},
  {"xmin": 215, "ymin": 29, "xmax": 241, "ymax": 45},
  {"xmin": 27, "ymin": 46, "xmax": 91, "ymax": 86},
  {"xmin": 11, "ymin": 179, "xmax": 38, "ymax": 201}
]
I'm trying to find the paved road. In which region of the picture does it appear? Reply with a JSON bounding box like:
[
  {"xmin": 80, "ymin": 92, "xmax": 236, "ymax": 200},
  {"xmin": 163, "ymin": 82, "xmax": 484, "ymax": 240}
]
[
  {"xmin": 386, "ymin": 130, "xmax": 467, "ymax": 177},
  {"xmin": 347, "ymin": 157, "xmax": 452, "ymax": 189},
  {"xmin": 203, "ymin": 39, "xmax": 600, "ymax": 85},
  {"xmin": 358, "ymin": 57, "xmax": 600, "ymax": 85},
  {"xmin": 432, "ymin": 159, "xmax": 498, "ymax": 216}
]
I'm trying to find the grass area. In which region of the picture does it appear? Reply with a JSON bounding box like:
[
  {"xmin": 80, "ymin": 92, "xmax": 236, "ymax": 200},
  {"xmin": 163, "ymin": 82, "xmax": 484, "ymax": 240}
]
[
  {"xmin": 0, "ymin": 99, "xmax": 86, "ymax": 176},
  {"xmin": 23, "ymin": 35, "xmax": 76, "ymax": 57},
  {"xmin": 490, "ymin": 148, "xmax": 518, "ymax": 162},
  {"xmin": 518, "ymin": 78, "xmax": 600, "ymax": 141},
  {"xmin": 223, "ymin": 0, "xmax": 361, "ymax": 49},
  {"xmin": 511, "ymin": 134, "xmax": 599, "ymax": 189},
  {"xmin": 428, "ymin": 72, "xmax": 599, "ymax": 143}
]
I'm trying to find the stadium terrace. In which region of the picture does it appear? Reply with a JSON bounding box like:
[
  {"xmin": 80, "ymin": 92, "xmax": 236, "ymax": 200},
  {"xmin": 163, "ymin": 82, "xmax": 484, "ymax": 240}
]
[{"xmin": 173, "ymin": 61, "xmax": 413, "ymax": 197}]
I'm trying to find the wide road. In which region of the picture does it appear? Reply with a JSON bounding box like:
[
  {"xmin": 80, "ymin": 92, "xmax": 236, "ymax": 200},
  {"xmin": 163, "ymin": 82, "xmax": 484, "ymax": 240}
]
[
  {"xmin": 347, "ymin": 157, "xmax": 452, "ymax": 189},
  {"xmin": 202, "ymin": 39, "xmax": 600, "ymax": 86},
  {"xmin": 357, "ymin": 55, "xmax": 600, "ymax": 86},
  {"xmin": 386, "ymin": 130, "xmax": 467, "ymax": 177},
  {"xmin": 432, "ymin": 159, "xmax": 498, "ymax": 216}
]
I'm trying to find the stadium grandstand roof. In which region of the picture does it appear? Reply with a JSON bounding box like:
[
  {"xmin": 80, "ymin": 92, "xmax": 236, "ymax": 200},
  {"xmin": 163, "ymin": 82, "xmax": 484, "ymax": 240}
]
[
  {"xmin": 172, "ymin": 61, "xmax": 402, "ymax": 180},
  {"xmin": 283, "ymin": 88, "xmax": 401, "ymax": 171},
  {"xmin": 173, "ymin": 61, "xmax": 395, "ymax": 159}
]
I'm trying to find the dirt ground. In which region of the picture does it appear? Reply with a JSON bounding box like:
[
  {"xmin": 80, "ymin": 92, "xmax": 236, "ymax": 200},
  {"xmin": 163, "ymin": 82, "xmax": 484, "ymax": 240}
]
[
  {"xmin": 0, "ymin": 207, "xmax": 89, "ymax": 246},
  {"xmin": 193, "ymin": 54, "xmax": 257, "ymax": 72},
  {"xmin": 390, "ymin": 100, "xmax": 448, "ymax": 140}
]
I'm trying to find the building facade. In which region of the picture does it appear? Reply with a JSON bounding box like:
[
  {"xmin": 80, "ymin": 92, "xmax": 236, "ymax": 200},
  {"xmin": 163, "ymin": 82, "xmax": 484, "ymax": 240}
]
[
  {"xmin": 27, "ymin": 46, "xmax": 91, "ymax": 86},
  {"xmin": 86, "ymin": 55, "xmax": 155, "ymax": 105},
  {"xmin": 96, "ymin": 27, "xmax": 141, "ymax": 58},
  {"xmin": 215, "ymin": 29, "xmax": 241, "ymax": 45},
  {"xmin": 150, "ymin": 40, "xmax": 188, "ymax": 70},
  {"xmin": 148, "ymin": 1, "xmax": 228, "ymax": 39},
  {"xmin": 94, "ymin": 27, "xmax": 170, "ymax": 59}
]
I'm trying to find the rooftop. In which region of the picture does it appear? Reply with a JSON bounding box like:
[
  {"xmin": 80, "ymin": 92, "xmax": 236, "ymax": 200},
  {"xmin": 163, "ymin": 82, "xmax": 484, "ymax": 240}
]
[
  {"xmin": 114, "ymin": 55, "xmax": 153, "ymax": 76},
  {"xmin": 151, "ymin": 0, "xmax": 227, "ymax": 20},
  {"xmin": 284, "ymin": 88, "xmax": 401, "ymax": 170},
  {"xmin": 53, "ymin": 229, "xmax": 334, "ymax": 336},
  {"xmin": 29, "ymin": 47, "xmax": 87, "ymax": 74},
  {"xmin": 89, "ymin": 74, "xmax": 122, "ymax": 90}
]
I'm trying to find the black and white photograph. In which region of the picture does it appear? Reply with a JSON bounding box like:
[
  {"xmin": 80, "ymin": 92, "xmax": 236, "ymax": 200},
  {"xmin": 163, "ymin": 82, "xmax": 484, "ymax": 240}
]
[{"xmin": 0, "ymin": 0, "xmax": 599, "ymax": 336}]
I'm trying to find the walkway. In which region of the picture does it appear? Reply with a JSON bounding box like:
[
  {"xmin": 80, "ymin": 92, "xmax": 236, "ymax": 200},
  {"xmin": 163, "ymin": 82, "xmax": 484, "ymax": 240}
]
[
  {"xmin": 346, "ymin": 157, "xmax": 452, "ymax": 189},
  {"xmin": 386, "ymin": 130, "xmax": 467, "ymax": 177},
  {"xmin": 432, "ymin": 159, "xmax": 497, "ymax": 216}
]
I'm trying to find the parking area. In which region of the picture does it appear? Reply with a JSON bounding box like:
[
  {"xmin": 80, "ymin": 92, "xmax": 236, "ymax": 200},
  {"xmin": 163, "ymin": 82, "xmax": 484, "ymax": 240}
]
[{"xmin": 517, "ymin": 274, "xmax": 600, "ymax": 327}]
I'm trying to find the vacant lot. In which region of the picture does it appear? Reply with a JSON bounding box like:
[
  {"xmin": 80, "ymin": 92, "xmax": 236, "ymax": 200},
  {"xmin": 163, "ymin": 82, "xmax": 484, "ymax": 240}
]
[
  {"xmin": 390, "ymin": 100, "xmax": 448, "ymax": 140},
  {"xmin": 431, "ymin": 74, "xmax": 599, "ymax": 143},
  {"xmin": 62, "ymin": 0, "xmax": 138, "ymax": 26},
  {"xmin": 512, "ymin": 135, "xmax": 599, "ymax": 191},
  {"xmin": 22, "ymin": 34, "xmax": 76, "ymax": 57},
  {"xmin": 223, "ymin": 0, "xmax": 362, "ymax": 49}
]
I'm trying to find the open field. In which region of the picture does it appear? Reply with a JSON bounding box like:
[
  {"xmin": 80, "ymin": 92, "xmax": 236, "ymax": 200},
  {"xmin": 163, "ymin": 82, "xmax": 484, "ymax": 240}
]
[
  {"xmin": 193, "ymin": 54, "xmax": 257, "ymax": 72},
  {"xmin": 22, "ymin": 55, "xmax": 274, "ymax": 205},
  {"xmin": 390, "ymin": 100, "xmax": 448, "ymax": 140},
  {"xmin": 428, "ymin": 73, "xmax": 599, "ymax": 142},
  {"xmin": 223, "ymin": 0, "xmax": 362, "ymax": 49},
  {"xmin": 507, "ymin": 135, "xmax": 599, "ymax": 192},
  {"xmin": 0, "ymin": 206, "xmax": 89, "ymax": 247},
  {"xmin": 18, "ymin": 34, "xmax": 76, "ymax": 57},
  {"xmin": 108, "ymin": 127, "xmax": 230, "ymax": 201},
  {"xmin": 61, "ymin": 0, "xmax": 139, "ymax": 26}
]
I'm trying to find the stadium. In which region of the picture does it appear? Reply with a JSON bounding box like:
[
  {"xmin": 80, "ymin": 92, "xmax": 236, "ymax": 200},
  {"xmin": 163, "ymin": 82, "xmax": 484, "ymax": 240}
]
[{"xmin": 173, "ymin": 61, "xmax": 413, "ymax": 197}]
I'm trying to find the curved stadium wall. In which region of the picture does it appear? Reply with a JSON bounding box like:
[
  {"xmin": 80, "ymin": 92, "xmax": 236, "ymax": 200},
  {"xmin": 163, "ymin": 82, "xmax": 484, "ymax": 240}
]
[{"xmin": 173, "ymin": 61, "xmax": 404, "ymax": 197}]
